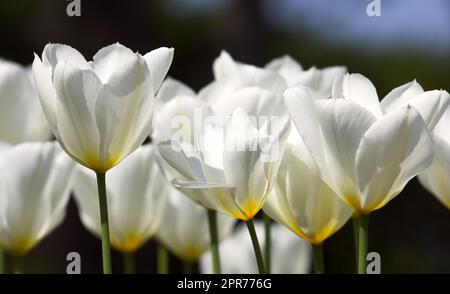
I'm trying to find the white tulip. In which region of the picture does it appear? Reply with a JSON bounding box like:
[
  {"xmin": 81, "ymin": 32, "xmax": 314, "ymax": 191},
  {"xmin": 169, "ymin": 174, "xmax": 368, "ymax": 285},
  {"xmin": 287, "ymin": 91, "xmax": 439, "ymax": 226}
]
[
  {"xmin": 419, "ymin": 108, "xmax": 450, "ymax": 209},
  {"xmin": 200, "ymin": 222, "xmax": 311, "ymax": 274},
  {"xmin": 0, "ymin": 142, "xmax": 75, "ymax": 255},
  {"xmin": 73, "ymin": 145, "xmax": 167, "ymax": 253},
  {"xmin": 263, "ymin": 132, "xmax": 354, "ymax": 244},
  {"xmin": 266, "ymin": 55, "xmax": 346, "ymax": 97},
  {"xmin": 32, "ymin": 43, "xmax": 173, "ymax": 172},
  {"xmin": 157, "ymin": 189, "xmax": 236, "ymax": 262},
  {"xmin": 284, "ymin": 75, "xmax": 438, "ymax": 214},
  {"xmin": 0, "ymin": 59, "xmax": 51, "ymax": 144},
  {"xmin": 159, "ymin": 108, "xmax": 289, "ymax": 221}
]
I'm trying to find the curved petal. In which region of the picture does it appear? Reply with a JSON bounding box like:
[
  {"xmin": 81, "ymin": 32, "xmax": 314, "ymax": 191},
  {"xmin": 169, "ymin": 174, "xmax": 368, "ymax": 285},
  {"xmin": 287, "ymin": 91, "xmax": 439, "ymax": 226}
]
[
  {"xmin": 265, "ymin": 55, "xmax": 303, "ymax": 80},
  {"xmin": 143, "ymin": 47, "xmax": 174, "ymax": 95},
  {"xmin": 418, "ymin": 137, "xmax": 450, "ymax": 209},
  {"xmin": 380, "ymin": 80, "xmax": 424, "ymax": 113},
  {"xmin": 408, "ymin": 90, "xmax": 450, "ymax": 130},
  {"xmin": 355, "ymin": 106, "xmax": 434, "ymax": 213},
  {"xmin": 156, "ymin": 78, "xmax": 196, "ymax": 103},
  {"xmin": 332, "ymin": 73, "xmax": 382, "ymax": 117},
  {"xmin": 42, "ymin": 43, "xmax": 89, "ymax": 72},
  {"xmin": 53, "ymin": 62, "xmax": 101, "ymax": 168}
]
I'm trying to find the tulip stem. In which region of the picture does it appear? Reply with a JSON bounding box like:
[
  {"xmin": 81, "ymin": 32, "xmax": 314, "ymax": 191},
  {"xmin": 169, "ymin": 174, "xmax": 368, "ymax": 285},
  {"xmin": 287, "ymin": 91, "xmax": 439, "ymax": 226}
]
[
  {"xmin": 157, "ymin": 244, "xmax": 169, "ymax": 274},
  {"xmin": 12, "ymin": 255, "xmax": 25, "ymax": 274},
  {"xmin": 122, "ymin": 252, "xmax": 136, "ymax": 274},
  {"xmin": 312, "ymin": 244, "xmax": 324, "ymax": 274},
  {"xmin": 183, "ymin": 261, "xmax": 194, "ymax": 274},
  {"xmin": 207, "ymin": 209, "xmax": 221, "ymax": 274},
  {"xmin": 263, "ymin": 213, "xmax": 271, "ymax": 274},
  {"xmin": 352, "ymin": 216, "xmax": 359, "ymax": 272},
  {"xmin": 0, "ymin": 250, "xmax": 4, "ymax": 274},
  {"xmin": 357, "ymin": 214, "xmax": 369, "ymax": 274},
  {"xmin": 246, "ymin": 219, "xmax": 266, "ymax": 274},
  {"xmin": 96, "ymin": 172, "xmax": 112, "ymax": 274}
]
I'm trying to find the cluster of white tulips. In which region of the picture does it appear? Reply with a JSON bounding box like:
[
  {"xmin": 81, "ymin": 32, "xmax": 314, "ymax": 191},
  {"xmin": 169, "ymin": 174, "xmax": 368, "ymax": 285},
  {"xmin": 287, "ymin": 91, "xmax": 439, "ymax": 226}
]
[{"xmin": 0, "ymin": 43, "xmax": 448, "ymax": 274}]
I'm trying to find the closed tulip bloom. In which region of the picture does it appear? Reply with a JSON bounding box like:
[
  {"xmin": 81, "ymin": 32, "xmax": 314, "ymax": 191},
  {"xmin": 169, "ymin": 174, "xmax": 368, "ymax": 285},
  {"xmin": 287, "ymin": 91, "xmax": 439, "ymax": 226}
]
[
  {"xmin": 200, "ymin": 222, "xmax": 311, "ymax": 274},
  {"xmin": 0, "ymin": 59, "xmax": 51, "ymax": 144},
  {"xmin": 263, "ymin": 131, "xmax": 354, "ymax": 245},
  {"xmin": 157, "ymin": 189, "xmax": 236, "ymax": 262},
  {"xmin": 159, "ymin": 108, "xmax": 288, "ymax": 221},
  {"xmin": 285, "ymin": 76, "xmax": 440, "ymax": 214},
  {"xmin": 0, "ymin": 142, "xmax": 75, "ymax": 256},
  {"xmin": 419, "ymin": 108, "xmax": 450, "ymax": 209},
  {"xmin": 73, "ymin": 145, "xmax": 167, "ymax": 253},
  {"xmin": 32, "ymin": 43, "xmax": 173, "ymax": 172}
]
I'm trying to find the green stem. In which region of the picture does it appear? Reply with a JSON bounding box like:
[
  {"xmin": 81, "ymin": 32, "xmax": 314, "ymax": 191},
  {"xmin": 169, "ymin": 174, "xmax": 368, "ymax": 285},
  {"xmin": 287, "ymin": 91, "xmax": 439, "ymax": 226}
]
[
  {"xmin": 12, "ymin": 255, "xmax": 25, "ymax": 274},
  {"xmin": 157, "ymin": 244, "xmax": 169, "ymax": 274},
  {"xmin": 352, "ymin": 216, "xmax": 359, "ymax": 273},
  {"xmin": 245, "ymin": 219, "xmax": 266, "ymax": 274},
  {"xmin": 207, "ymin": 209, "xmax": 221, "ymax": 274},
  {"xmin": 312, "ymin": 244, "xmax": 324, "ymax": 274},
  {"xmin": 183, "ymin": 261, "xmax": 194, "ymax": 274},
  {"xmin": 0, "ymin": 250, "xmax": 4, "ymax": 274},
  {"xmin": 263, "ymin": 213, "xmax": 271, "ymax": 274},
  {"xmin": 122, "ymin": 252, "xmax": 136, "ymax": 274},
  {"xmin": 96, "ymin": 172, "xmax": 112, "ymax": 274},
  {"xmin": 357, "ymin": 214, "xmax": 369, "ymax": 274}
]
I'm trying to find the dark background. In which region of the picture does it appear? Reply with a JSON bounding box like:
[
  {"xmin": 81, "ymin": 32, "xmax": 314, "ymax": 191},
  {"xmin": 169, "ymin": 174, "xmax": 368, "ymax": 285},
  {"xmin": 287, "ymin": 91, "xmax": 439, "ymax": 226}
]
[{"xmin": 0, "ymin": 0, "xmax": 448, "ymax": 273}]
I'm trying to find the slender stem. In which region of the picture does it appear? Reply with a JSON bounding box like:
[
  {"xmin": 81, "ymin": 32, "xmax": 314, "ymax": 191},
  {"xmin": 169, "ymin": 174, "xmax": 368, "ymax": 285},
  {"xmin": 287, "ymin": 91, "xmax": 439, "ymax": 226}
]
[
  {"xmin": 12, "ymin": 255, "xmax": 25, "ymax": 274},
  {"xmin": 122, "ymin": 252, "xmax": 136, "ymax": 274},
  {"xmin": 157, "ymin": 244, "xmax": 169, "ymax": 274},
  {"xmin": 312, "ymin": 244, "xmax": 324, "ymax": 274},
  {"xmin": 0, "ymin": 250, "xmax": 4, "ymax": 274},
  {"xmin": 183, "ymin": 261, "xmax": 194, "ymax": 274},
  {"xmin": 263, "ymin": 213, "xmax": 271, "ymax": 274},
  {"xmin": 96, "ymin": 172, "xmax": 112, "ymax": 274},
  {"xmin": 357, "ymin": 214, "xmax": 369, "ymax": 274},
  {"xmin": 352, "ymin": 216, "xmax": 359, "ymax": 273},
  {"xmin": 245, "ymin": 219, "xmax": 266, "ymax": 274},
  {"xmin": 207, "ymin": 209, "xmax": 221, "ymax": 274}
]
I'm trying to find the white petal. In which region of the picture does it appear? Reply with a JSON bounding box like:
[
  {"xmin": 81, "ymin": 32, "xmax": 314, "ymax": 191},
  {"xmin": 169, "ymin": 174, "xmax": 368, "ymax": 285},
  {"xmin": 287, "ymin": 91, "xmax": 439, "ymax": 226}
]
[
  {"xmin": 143, "ymin": 47, "xmax": 174, "ymax": 95},
  {"xmin": 53, "ymin": 62, "xmax": 101, "ymax": 167},
  {"xmin": 156, "ymin": 78, "xmax": 196, "ymax": 103},
  {"xmin": 380, "ymin": 80, "xmax": 424, "ymax": 113},
  {"xmin": 418, "ymin": 137, "xmax": 450, "ymax": 209},
  {"xmin": 408, "ymin": 90, "xmax": 450, "ymax": 130},
  {"xmin": 332, "ymin": 73, "xmax": 382, "ymax": 117},
  {"xmin": 42, "ymin": 43, "xmax": 89, "ymax": 72},
  {"xmin": 265, "ymin": 55, "xmax": 303, "ymax": 79},
  {"xmin": 356, "ymin": 106, "xmax": 434, "ymax": 213}
]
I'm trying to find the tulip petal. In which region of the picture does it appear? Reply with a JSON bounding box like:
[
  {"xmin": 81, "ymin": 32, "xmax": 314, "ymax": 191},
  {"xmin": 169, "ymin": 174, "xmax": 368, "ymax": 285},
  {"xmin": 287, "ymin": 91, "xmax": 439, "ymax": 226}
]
[
  {"xmin": 332, "ymin": 73, "xmax": 382, "ymax": 117},
  {"xmin": 42, "ymin": 43, "xmax": 89, "ymax": 72},
  {"xmin": 380, "ymin": 80, "xmax": 424, "ymax": 113},
  {"xmin": 407, "ymin": 90, "xmax": 450, "ymax": 130},
  {"xmin": 143, "ymin": 47, "xmax": 174, "ymax": 95},
  {"xmin": 156, "ymin": 78, "xmax": 196, "ymax": 103},
  {"xmin": 53, "ymin": 62, "xmax": 101, "ymax": 167},
  {"xmin": 355, "ymin": 106, "xmax": 433, "ymax": 213}
]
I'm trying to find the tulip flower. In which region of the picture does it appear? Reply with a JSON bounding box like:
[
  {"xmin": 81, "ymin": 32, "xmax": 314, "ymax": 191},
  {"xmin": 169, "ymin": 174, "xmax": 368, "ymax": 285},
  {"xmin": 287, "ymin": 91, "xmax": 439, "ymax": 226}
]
[
  {"xmin": 201, "ymin": 222, "xmax": 311, "ymax": 274},
  {"xmin": 159, "ymin": 108, "xmax": 289, "ymax": 273},
  {"xmin": 265, "ymin": 55, "xmax": 346, "ymax": 97},
  {"xmin": 419, "ymin": 107, "xmax": 450, "ymax": 209},
  {"xmin": 73, "ymin": 145, "xmax": 167, "ymax": 273},
  {"xmin": 0, "ymin": 59, "xmax": 51, "ymax": 144},
  {"xmin": 263, "ymin": 130, "xmax": 354, "ymax": 273},
  {"xmin": 32, "ymin": 43, "xmax": 174, "ymax": 273},
  {"xmin": 157, "ymin": 188, "xmax": 236, "ymax": 273},
  {"xmin": 284, "ymin": 74, "xmax": 444, "ymax": 273},
  {"xmin": 0, "ymin": 142, "xmax": 74, "ymax": 273}
]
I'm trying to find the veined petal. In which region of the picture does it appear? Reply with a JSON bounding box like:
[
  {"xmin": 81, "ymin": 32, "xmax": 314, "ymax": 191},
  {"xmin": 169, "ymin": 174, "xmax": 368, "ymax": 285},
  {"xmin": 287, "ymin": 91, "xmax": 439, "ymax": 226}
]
[
  {"xmin": 143, "ymin": 47, "xmax": 174, "ymax": 95},
  {"xmin": 332, "ymin": 73, "xmax": 382, "ymax": 117},
  {"xmin": 42, "ymin": 43, "xmax": 90, "ymax": 73},
  {"xmin": 355, "ymin": 106, "xmax": 433, "ymax": 213},
  {"xmin": 380, "ymin": 80, "xmax": 424, "ymax": 113},
  {"xmin": 418, "ymin": 137, "xmax": 450, "ymax": 209},
  {"xmin": 408, "ymin": 90, "xmax": 450, "ymax": 130},
  {"xmin": 53, "ymin": 62, "xmax": 101, "ymax": 169}
]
